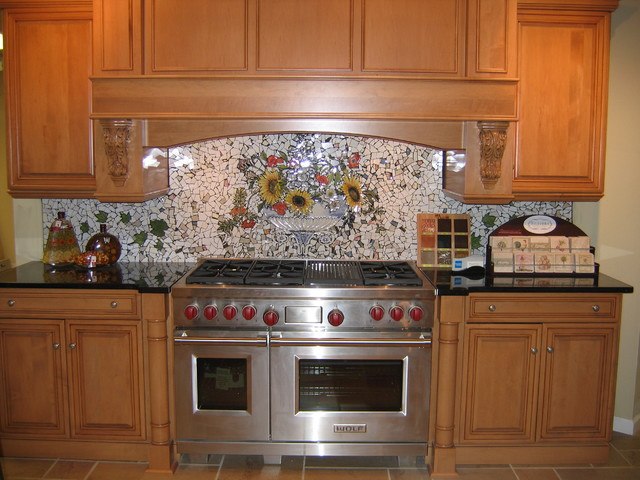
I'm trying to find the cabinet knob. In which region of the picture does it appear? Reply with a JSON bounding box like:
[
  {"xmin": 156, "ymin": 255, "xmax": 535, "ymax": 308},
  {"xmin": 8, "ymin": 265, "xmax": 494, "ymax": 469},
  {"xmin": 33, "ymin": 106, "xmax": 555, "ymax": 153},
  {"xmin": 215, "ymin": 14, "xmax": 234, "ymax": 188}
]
[
  {"xmin": 68, "ymin": 343, "xmax": 77, "ymax": 350},
  {"xmin": 488, "ymin": 304, "xmax": 497, "ymax": 312},
  {"xmin": 530, "ymin": 347, "xmax": 538, "ymax": 354},
  {"xmin": 52, "ymin": 343, "xmax": 60, "ymax": 350},
  {"xmin": 7, "ymin": 299, "xmax": 15, "ymax": 307},
  {"xmin": 547, "ymin": 346, "xmax": 554, "ymax": 353},
  {"xmin": 110, "ymin": 301, "xmax": 118, "ymax": 308},
  {"xmin": 592, "ymin": 305, "xmax": 600, "ymax": 312}
]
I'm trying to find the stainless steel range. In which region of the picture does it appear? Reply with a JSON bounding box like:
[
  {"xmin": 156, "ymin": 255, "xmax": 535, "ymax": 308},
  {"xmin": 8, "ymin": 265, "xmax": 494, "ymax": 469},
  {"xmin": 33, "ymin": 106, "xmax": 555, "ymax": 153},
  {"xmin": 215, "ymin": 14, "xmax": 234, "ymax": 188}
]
[{"xmin": 171, "ymin": 258, "xmax": 435, "ymax": 459}]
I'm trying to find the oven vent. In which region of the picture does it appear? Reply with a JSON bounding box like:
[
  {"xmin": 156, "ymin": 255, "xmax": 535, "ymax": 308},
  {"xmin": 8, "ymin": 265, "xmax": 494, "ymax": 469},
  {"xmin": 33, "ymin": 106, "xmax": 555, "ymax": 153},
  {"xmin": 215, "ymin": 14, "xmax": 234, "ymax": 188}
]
[{"xmin": 305, "ymin": 261, "xmax": 363, "ymax": 286}]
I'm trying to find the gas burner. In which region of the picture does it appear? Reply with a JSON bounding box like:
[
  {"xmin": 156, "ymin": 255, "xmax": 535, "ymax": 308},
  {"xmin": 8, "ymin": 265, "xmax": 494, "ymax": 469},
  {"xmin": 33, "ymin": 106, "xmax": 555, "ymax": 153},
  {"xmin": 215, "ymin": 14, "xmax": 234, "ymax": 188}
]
[
  {"xmin": 245, "ymin": 260, "xmax": 306, "ymax": 286},
  {"xmin": 185, "ymin": 259, "xmax": 253, "ymax": 285},
  {"xmin": 360, "ymin": 261, "xmax": 423, "ymax": 286}
]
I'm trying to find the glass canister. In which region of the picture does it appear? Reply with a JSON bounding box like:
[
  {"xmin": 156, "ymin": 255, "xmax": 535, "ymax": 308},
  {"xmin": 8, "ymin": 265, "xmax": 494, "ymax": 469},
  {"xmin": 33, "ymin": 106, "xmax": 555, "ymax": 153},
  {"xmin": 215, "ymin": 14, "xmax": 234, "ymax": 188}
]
[
  {"xmin": 85, "ymin": 224, "xmax": 122, "ymax": 265},
  {"xmin": 43, "ymin": 212, "xmax": 81, "ymax": 266}
]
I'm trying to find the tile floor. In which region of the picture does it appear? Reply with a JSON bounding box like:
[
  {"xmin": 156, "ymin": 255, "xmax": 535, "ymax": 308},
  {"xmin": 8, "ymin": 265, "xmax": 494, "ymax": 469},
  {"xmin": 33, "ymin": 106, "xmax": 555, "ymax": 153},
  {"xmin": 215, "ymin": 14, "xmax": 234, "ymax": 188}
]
[{"xmin": 0, "ymin": 432, "xmax": 638, "ymax": 479}]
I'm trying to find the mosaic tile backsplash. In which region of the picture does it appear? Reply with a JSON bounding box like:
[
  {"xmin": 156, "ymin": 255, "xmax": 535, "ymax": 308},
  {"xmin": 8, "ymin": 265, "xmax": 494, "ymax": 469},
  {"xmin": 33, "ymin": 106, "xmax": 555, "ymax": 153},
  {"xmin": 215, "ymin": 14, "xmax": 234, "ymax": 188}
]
[{"xmin": 42, "ymin": 133, "xmax": 572, "ymax": 263}]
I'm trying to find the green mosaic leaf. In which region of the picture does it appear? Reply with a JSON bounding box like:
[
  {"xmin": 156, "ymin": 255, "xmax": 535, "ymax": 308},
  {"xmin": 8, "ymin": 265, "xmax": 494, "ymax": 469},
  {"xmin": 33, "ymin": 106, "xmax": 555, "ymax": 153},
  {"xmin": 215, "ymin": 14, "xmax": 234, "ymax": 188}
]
[
  {"xmin": 482, "ymin": 214, "xmax": 497, "ymax": 228},
  {"xmin": 132, "ymin": 232, "xmax": 148, "ymax": 246},
  {"xmin": 218, "ymin": 218, "xmax": 237, "ymax": 234},
  {"xmin": 154, "ymin": 239, "xmax": 164, "ymax": 250},
  {"xmin": 120, "ymin": 212, "xmax": 132, "ymax": 224},
  {"xmin": 471, "ymin": 234, "xmax": 482, "ymax": 251},
  {"xmin": 95, "ymin": 211, "xmax": 108, "ymax": 223},
  {"xmin": 150, "ymin": 219, "xmax": 169, "ymax": 237},
  {"xmin": 79, "ymin": 222, "xmax": 90, "ymax": 234}
]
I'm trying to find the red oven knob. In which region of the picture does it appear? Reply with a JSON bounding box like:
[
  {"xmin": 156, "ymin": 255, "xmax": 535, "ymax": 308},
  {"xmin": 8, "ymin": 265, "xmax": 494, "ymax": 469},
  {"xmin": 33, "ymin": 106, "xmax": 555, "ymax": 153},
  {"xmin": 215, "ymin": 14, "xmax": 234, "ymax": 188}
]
[
  {"xmin": 409, "ymin": 306, "xmax": 424, "ymax": 322},
  {"xmin": 369, "ymin": 305, "xmax": 385, "ymax": 321},
  {"xmin": 263, "ymin": 309, "xmax": 279, "ymax": 326},
  {"xmin": 184, "ymin": 304, "xmax": 199, "ymax": 320},
  {"xmin": 222, "ymin": 305, "xmax": 237, "ymax": 320},
  {"xmin": 242, "ymin": 305, "xmax": 257, "ymax": 320},
  {"xmin": 203, "ymin": 305, "xmax": 217, "ymax": 320},
  {"xmin": 328, "ymin": 309, "xmax": 345, "ymax": 327},
  {"xmin": 389, "ymin": 306, "xmax": 404, "ymax": 321}
]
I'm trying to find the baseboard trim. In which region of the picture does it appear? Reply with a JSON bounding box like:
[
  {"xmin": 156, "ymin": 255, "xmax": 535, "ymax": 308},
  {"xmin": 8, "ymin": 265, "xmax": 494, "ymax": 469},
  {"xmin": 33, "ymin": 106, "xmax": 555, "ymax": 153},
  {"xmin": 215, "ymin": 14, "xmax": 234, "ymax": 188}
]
[{"xmin": 613, "ymin": 415, "xmax": 639, "ymax": 435}]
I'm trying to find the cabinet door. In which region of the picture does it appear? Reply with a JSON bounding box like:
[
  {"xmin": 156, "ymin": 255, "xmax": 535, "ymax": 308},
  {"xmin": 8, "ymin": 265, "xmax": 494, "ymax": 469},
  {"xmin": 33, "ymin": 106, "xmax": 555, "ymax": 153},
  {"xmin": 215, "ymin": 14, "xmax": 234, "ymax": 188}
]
[
  {"xmin": 66, "ymin": 320, "xmax": 145, "ymax": 440},
  {"xmin": 93, "ymin": 0, "xmax": 143, "ymax": 75},
  {"xmin": 362, "ymin": 0, "xmax": 464, "ymax": 74},
  {"xmin": 144, "ymin": 0, "xmax": 248, "ymax": 73},
  {"xmin": 3, "ymin": 5, "xmax": 94, "ymax": 197},
  {"xmin": 514, "ymin": 11, "xmax": 610, "ymax": 200},
  {"xmin": 257, "ymin": 0, "xmax": 352, "ymax": 71},
  {"xmin": 538, "ymin": 324, "xmax": 617, "ymax": 442},
  {"xmin": 466, "ymin": 0, "xmax": 517, "ymax": 77},
  {"xmin": 459, "ymin": 324, "xmax": 541, "ymax": 443},
  {"xmin": 0, "ymin": 320, "xmax": 68, "ymax": 437}
]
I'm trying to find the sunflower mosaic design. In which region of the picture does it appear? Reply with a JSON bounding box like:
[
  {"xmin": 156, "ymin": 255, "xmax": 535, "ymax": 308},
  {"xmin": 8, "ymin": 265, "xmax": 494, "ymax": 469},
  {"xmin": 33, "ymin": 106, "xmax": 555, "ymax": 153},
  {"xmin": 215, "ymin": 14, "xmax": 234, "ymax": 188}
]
[
  {"xmin": 218, "ymin": 149, "xmax": 378, "ymax": 234},
  {"xmin": 259, "ymin": 170, "xmax": 284, "ymax": 205}
]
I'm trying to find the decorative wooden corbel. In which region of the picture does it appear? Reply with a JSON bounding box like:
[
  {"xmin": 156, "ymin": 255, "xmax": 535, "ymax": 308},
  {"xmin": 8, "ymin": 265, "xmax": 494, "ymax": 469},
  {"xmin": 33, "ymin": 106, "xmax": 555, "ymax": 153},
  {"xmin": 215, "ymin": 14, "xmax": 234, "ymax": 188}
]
[
  {"xmin": 478, "ymin": 121, "xmax": 509, "ymax": 189},
  {"xmin": 100, "ymin": 119, "xmax": 134, "ymax": 187}
]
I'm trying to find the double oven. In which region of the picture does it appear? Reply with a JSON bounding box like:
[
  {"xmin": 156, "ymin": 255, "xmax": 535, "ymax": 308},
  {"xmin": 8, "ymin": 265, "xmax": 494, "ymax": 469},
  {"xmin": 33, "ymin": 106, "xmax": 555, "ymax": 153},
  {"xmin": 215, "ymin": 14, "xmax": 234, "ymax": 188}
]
[{"xmin": 171, "ymin": 259, "xmax": 434, "ymax": 457}]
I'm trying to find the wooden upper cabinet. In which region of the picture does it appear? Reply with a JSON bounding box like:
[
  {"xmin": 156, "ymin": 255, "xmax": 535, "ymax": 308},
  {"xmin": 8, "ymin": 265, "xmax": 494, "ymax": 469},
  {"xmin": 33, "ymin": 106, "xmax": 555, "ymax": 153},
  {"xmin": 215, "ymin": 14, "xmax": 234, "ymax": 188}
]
[
  {"xmin": 362, "ymin": 0, "xmax": 464, "ymax": 74},
  {"xmin": 145, "ymin": 0, "xmax": 248, "ymax": 73},
  {"xmin": 92, "ymin": 0, "xmax": 521, "ymax": 78},
  {"xmin": 467, "ymin": 0, "xmax": 517, "ymax": 77},
  {"xmin": 257, "ymin": 0, "xmax": 352, "ymax": 71},
  {"xmin": 514, "ymin": 8, "xmax": 611, "ymax": 200},
  {"xmin": 93, "ymin": 0, "xmax": 142, "ymax": 75},
  {"xmin": 4, "ymin": 4, "xmax": 95, "ymax": 197}
]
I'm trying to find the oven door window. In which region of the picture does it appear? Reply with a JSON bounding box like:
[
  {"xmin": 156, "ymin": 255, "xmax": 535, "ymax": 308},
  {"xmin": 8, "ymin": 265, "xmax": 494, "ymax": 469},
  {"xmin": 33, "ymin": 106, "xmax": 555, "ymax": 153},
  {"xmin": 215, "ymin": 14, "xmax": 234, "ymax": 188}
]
[
  {"xmin": 298, "ymin": 359, "xmax": 403, "ymax": 412},
  {"xmin": 196, "ymin": 358, "xmax": 247, "ymax": 410}
]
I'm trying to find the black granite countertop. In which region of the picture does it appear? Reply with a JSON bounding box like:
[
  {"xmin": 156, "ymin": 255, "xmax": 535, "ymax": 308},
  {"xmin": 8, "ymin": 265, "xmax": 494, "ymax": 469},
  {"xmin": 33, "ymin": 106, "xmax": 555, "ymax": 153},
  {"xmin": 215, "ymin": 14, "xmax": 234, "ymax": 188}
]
[
  {"xmin": 0, "ymin": 261, "xmax": 195, "ymax": 293},
  {"xmin": 0, "ymin": 262, "xmax": 633, "ymax": 296},
  {"xmin": 422, "ymin": 268, "xmax": 634, "ymax": 296}
]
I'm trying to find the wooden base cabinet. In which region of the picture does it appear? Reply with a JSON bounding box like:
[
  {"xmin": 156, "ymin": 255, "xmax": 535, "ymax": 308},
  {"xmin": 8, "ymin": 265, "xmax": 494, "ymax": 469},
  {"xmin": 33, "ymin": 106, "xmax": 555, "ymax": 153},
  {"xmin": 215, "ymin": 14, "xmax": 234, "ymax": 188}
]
[
  {"xmin": 0, "ymin": 318, "xmax": 145, "ymax": 440},
  {"xmin": 0, "ymin": 288, "xmax": 179, "ymax": 470},
  {"xmin": 460, "ymin": 323, "xmax": 617, "ymax": 445},
  {"xmin": 431, "ymin": 293, "xmax": 623, "ymax": 478}
]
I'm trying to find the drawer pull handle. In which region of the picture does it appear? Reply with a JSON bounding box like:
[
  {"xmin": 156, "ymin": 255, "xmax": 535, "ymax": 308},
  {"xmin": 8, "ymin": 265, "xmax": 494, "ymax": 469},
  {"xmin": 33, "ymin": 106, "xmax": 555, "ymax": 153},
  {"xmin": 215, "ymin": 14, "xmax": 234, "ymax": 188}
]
[
  {"xmin": 7, "ymin": 299, "xmax": 15, "ymax": 307},
  {"xmin": 488, "ymin": 304, "xmax": 497, "ymax": 312},
  {"xmin": 53, "ymin": 343, "xmax": 60, "ymax": 350},
  {"xmin": 592, "ymin": 305, "xmax": 600, "ymax": 312},
  {"xmin": 547, "ymin": 346, "xmax": 554, "ymax": 354},
  {"xmin": 110, "ymin": 301, "xmax": 118, "ymax": 308},
  {"xmin": 530, "ymin": 347, "xmax": 538, "ymax": 355},
  {"xmin": 68, "ymin": 343, "xmax": 77, "ymax": 350}
]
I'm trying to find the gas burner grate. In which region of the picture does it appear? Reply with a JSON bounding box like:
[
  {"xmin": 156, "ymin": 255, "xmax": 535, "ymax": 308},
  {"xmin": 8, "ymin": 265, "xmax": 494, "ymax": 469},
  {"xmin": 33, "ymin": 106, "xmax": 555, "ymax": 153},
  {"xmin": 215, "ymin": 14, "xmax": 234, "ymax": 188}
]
[
  {"xmin": 184, "ymin": 258, "xmax": 424, "ymax": 287},
  {"xmin": 360, "ymin": 261, "xmax": 423, "ymax": 286},
  {"xmin": 245, "ymin": 260, "xmax": 306, "ymax": 286},
  {"xmin": 185, "ymin": 260, "xmax": 254, "ymax": 285}
]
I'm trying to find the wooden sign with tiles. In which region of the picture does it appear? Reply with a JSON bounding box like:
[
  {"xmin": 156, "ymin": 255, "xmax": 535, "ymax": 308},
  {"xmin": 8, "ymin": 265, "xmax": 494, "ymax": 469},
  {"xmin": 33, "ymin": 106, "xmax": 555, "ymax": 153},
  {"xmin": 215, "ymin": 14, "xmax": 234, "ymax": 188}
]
[
  {"xmin": 418, "ymin": 213, "xmax": 470, "ymax": 268},
  {"xmin": 487, "ymin": 215, "xmax": 598, "ymax": 277}
]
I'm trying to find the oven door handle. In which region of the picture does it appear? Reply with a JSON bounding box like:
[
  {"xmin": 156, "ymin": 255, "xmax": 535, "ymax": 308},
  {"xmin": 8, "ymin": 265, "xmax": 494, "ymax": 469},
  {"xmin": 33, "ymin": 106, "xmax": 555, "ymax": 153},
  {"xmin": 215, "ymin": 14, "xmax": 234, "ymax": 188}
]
[
  {"xmin": 270, "ymin": 337, "xmax": 432, "ymax": 347},
  {"xmin": 174, "ymin": 336, "xmax": 268, "ymax": 346}
]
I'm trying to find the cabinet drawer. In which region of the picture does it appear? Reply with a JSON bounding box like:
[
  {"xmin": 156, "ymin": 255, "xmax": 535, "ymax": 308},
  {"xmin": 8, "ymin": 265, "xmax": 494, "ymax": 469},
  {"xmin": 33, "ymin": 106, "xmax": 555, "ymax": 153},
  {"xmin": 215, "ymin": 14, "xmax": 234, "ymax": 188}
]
[
  {"xmin": 467, "ymin": 294, "xmax": 620, "ymax": 323},
  {"xmin": 0, "ymin": 289, "xmax": 140, "ymax": 319}
]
